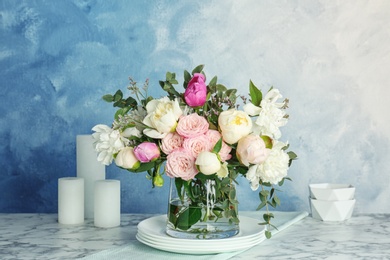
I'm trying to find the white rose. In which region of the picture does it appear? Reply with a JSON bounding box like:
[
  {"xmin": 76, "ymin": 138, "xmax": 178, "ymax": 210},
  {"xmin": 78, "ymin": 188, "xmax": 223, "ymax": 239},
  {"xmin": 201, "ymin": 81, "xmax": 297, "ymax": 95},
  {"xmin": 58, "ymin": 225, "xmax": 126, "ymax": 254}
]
[
  {"xmin": 195, "ymin": 151, "xmax": 221, "ymax": 175},
  {"xmin": 143, "ymin": 97, "xmax": 183, "ymax": 139},
  {"xmin": 115, "ymin": 147, "xmax": 140, "ymax": 170},
  {"xmin": 218, "ymin": 109, "xmax": 252, "ymax": 144}
]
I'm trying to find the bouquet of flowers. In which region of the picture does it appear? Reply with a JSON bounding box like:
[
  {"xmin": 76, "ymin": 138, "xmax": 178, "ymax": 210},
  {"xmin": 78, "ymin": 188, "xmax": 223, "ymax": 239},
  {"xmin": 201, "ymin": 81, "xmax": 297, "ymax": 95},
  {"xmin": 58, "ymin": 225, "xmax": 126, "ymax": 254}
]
[{"xmin": 92, "ymin": 65, "xmax": 296, "ymax": 238}]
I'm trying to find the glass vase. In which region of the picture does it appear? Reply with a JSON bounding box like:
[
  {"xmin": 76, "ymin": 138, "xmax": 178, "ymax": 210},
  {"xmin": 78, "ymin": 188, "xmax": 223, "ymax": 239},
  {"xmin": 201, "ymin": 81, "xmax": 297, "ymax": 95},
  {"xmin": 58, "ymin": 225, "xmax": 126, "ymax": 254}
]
[{"xmin": 166, "ymin": 176, "xmax": 239, "ymax": 239}]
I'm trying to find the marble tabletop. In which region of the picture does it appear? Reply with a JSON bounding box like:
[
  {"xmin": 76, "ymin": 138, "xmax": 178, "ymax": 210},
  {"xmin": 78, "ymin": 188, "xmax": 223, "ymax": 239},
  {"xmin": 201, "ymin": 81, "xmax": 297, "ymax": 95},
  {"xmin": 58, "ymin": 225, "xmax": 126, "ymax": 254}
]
[{"xmin": 0, "ymin": 212, "xmax": 389, "ymax": 259}]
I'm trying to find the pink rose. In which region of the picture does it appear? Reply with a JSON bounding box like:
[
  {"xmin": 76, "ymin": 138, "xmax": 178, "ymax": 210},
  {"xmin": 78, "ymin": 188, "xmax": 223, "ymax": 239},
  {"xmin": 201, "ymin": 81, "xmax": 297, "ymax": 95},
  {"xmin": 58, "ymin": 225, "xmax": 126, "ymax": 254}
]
[
  {"xmin": 184, "ymin": 73, "xmax": 207, "ymax": 107},
  {"xmin": 205, "ymin": 130, "xmax": 232, "ymax": 162},
  {"xmin": 176, "ymin": 113, "xmax": 209, "ymax": 138},
  {"xmin": 133, "ymin": 142, "xmax": 160, "ymax": 163},
  {"xmin": 166, "ymin": 148, "xmax": 198, "ymax": 181},
  {"xmin": 236, "ymin": 134, "xmax": 270, "ymax": 166},
  {"xmin": 161, "ymin": 132, "xmax": 184, "ymax": 155},
  {"xmin": 183, "ymin": 135, "xmax": 211, "ymax": 158}
]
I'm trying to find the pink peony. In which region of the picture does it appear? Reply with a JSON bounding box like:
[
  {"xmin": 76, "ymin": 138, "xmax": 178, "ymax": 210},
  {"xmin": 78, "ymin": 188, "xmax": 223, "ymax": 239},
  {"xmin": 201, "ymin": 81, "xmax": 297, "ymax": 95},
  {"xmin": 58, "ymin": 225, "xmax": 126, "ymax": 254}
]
[
  {"xmin": 184, "ymin": 73, "xmax": 207, "ymax": 107},
  {"xmin": 236, "ymin": 134, "xmax": 270, "ymax": 166},
  {"xmin": 205, "ymin": 130, "xmax": 232, "ymax": 162},
  {"xmin": 133, "ymin": 142, "xmax": 160, "ymax": 163},
  {"xmin": 161, "ymin": 132, "xmax": 184, "ymax": 155},
  {"xmin": 166, "ymin": 148, "xmax": 198, "ymax": 181},
  {"xmin": 176, "ymin": 113, "xmax": 209, "ymax": 138},
  {"xmin": 183, "ymin": 135, "xmax": 211, "ymax": 158}
]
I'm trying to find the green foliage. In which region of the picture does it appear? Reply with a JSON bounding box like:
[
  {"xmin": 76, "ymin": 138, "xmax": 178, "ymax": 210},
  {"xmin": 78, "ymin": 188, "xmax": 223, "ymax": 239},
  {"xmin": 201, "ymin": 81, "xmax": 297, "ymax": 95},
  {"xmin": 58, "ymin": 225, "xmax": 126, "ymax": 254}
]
[
  {"xmin": 249, "ymin": 80, "xmax": 262, "ymax": 106},
  {"xmin": 175, "ymin": 207, "xmax": 202, "ymax": 230},
  {"xmin": 212, "ymin": 138, "xmax": 223, "ymax": 154},
  {"xmin": 159, "ymin": 71, "xmax": 181, "ymax": 100},
  {"xmin": 192, "ymin": 64, "xmax": 205, "ymax": 74},
  {"xmin": 167, "ymin": 174, "xmax": 239, "ymax": 232},
  {"xmin": 287, "ymin": 151, "xmax": 298, "ymax": 166}
]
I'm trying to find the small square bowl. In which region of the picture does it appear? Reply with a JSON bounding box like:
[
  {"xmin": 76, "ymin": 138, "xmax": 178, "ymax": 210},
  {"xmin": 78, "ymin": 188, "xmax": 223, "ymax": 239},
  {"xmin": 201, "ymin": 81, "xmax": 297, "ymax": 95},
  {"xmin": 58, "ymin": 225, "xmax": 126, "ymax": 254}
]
[
  {"xmin": 309, "ymin": 183, "xmax": 355, "ymax": 201},
  {"xmin": 310, "ymin": 198, "xmax": 355, "ymax": 221}
]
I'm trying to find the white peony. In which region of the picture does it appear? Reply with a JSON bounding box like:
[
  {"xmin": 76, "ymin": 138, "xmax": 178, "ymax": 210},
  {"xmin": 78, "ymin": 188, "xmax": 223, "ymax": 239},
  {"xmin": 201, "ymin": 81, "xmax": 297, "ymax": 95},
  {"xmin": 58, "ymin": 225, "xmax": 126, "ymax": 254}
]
[
  {"xmin": 258, "ymin": 141, "xmax": 289, "ymax": 184},
  {"xmin": 252, "ymin": 89, "xmax": 288, "ymax": 140},
  {"xmin": 92, "ymin": 124, "xmax": 127, "ymax": 165},
  {"xmin": 246, "ymin": 141, "xmax": 289, "ymax": 188},
  {"xmin": 195, "ymin": 151, "xmax": 221, "ymax": 175},
  {"xmin": 246, "ymin": 165, "xmax": 260, "ymax": 191},
  {"xmin": 143, "ymin": 97, "xmax": 183, "ymax": 139},
  {"xmin": 115, "ymin": 147, "xmax": 140, "ymax": 170},
  {"xmin": 218, "ymin": 109, "xmax": 252, "ymax": 144}
]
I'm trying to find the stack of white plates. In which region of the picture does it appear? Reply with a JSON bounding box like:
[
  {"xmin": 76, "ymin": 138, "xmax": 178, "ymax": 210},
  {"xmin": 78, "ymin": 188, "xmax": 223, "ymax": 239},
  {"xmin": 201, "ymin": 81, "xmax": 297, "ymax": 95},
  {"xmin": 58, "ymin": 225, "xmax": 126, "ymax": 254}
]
[{"xmin": 136, "ymin": 215, "xmax": 266, "ymax": 254}]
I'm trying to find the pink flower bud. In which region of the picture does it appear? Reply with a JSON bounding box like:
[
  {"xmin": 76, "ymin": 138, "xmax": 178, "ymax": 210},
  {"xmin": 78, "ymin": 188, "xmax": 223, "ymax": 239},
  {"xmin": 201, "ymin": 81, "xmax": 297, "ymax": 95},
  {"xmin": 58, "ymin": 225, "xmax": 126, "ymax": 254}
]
[
  {"xmin": 184, "ymin": 73, "xmax": 207, "ymax": 107},
  {"xmin": 133, "ymin": 142, "xmax": 160, "ymax": 163}
]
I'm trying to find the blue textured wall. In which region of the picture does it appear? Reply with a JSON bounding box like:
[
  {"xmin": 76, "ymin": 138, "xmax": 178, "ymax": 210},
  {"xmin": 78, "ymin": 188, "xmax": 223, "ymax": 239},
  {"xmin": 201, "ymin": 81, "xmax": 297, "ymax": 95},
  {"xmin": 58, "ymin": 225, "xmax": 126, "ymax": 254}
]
[{"xmin": 1, "ymin": 0, "xmax": 389, "ymax": 213}]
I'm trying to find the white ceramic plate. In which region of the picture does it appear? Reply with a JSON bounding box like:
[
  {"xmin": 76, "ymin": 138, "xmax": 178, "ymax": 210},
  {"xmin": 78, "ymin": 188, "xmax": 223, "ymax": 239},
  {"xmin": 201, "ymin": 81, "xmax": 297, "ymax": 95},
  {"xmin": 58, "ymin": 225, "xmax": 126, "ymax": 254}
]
[
  {"xmin": 136, "ymin": 233, "xmax": 266, "ymax": 254},
  {"xmin": 137, "ymin": 230, "xmax": 264, "ymax": 248},
  {"xmin": 136, "ymin": 215, "xmax": 266, "ymax": 254}
]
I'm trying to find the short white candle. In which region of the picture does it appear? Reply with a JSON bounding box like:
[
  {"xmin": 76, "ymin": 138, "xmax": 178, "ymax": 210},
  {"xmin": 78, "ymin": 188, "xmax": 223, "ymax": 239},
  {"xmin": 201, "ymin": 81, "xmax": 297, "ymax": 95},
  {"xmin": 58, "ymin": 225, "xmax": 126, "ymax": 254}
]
[
  {"xmin": 77, "ymin": 135, "xmax": 106, "ymax": 219},
  {"xmin": 58, "ymin": 177, "xmax": 84, "ymax": 225},
  {"xmin": 94, "ymin": 180, "xmax": 121, "ymax": 228}
]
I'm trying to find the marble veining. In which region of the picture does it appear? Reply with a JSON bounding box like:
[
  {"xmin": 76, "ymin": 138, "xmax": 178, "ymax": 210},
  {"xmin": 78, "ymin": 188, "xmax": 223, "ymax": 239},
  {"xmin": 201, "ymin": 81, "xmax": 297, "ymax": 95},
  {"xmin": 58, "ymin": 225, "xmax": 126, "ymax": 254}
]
[{"xmin": 0, "ymin": 213, "xmax": 389, "ymax": 259}]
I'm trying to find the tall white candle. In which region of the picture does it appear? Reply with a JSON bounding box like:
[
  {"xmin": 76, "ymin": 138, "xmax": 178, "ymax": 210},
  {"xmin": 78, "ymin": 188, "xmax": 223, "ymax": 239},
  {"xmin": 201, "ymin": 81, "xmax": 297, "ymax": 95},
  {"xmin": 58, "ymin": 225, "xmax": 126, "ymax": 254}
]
[
  {"xmin": 94, "ymin": 180, "xmax": 121, "ymax": 228},
  {"xmin": 58, "ymin": 177, "xmax": 84, "ymax": 225},
  {"xmin": 77, "ymin": 135, "xmax": 106, "ymax": 219}
]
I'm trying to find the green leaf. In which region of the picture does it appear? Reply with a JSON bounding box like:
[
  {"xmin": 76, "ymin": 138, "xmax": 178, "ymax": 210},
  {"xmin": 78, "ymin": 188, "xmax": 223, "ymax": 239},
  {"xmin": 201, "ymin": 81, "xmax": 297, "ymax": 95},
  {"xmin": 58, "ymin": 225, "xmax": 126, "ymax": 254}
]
[
  {"xmin": 273, "ymin": 195, "xmax": 281, "ymax": 206},
  {"xmin": 225, "ymin": 89, "xmax": 237, "ymax": 97},
  {"xmin": 278, "ymin": 176, "xmax": 292, "ymax": 186},
  {"xmin": 170, "ymin": 78, "xmax": 178, "ymax": 85},
  {"xmin": 113, "ymin": 90, "xmax": 123, "ymax": 102},
  {"xmin": 263, "ymin": 213, "xmax": 274, "ymax": 222},
  {"xmin": 256, "ymin": 201, "xmax": 267, "ymax": 210},
  {"xmin": 125, "ymin": 96, "xmax": 137, "ymax": 107},
  {"xmin": 176, "ymin": 207, "xmax": 202, "ymax": 230},
  {"xmin": 192, "ymin": 64, "xmax": 204, "ymax": 74},
  {"xmin": 288, "ymin": 151, "xmax": 298, "ymax": 160},
  {"xmin": 102, "ymin": 94, "xmax": 114, "ymax": 102},
  {"xmin": 184, "ymin": 70, "xmax": 192, "ymax": 86},
  {"xmin": 212, "ymin": 138, "xmax": 223, "ymax": 153},
  {"xmin": 216, "ymin": 84, "xmax": 227, "ymax": 92},
  {"xmin": 114, "ymin": 107, "xmax": 130, "ymax": 120},
  {"xmin": 174, "ymin": 178, "xmax": 184, "ymax": 201},
  {"xmin": 249, "ymin": 80, "xmax": 262, "ymax": 106},
  {"xmin": 183, "ymin": 180, "xmax": 195, "ymax": 202},
  {"xmin": 261, "ymin": 135, "xmax": 273, "ymax": 149},
  {"xmin": 265, "ymin": 230, "xmax": 272, "ymax": 239},
  {"xmin": 209, "ymin": 76, "xmax": 217, "ymax": 87},
  {"xmin": 133, "ymin": 161, "xmax": 155, "ymax": 173},
  {"xmin": 260, "ymin": 190, "xmax": 269, "ymax": 200},
  {"xmin": 166, "ymin": 72, "xmax": 173, "ymax": 81}
]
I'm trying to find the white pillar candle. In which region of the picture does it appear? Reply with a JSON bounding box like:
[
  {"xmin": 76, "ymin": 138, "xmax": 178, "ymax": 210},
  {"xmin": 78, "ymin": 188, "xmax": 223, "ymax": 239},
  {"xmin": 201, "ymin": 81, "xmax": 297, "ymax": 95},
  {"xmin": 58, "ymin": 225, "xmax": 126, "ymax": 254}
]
[
  {"xmin": 94, "ymin": 180, "xmax": 121, "ymax": 228},
  {"xmin": 58, "ymin": 177, "xmax": 84, "ymax": 225},
  {"xmin": 77, "ymin": 135, "xmax": 106, "ymax": 219}
]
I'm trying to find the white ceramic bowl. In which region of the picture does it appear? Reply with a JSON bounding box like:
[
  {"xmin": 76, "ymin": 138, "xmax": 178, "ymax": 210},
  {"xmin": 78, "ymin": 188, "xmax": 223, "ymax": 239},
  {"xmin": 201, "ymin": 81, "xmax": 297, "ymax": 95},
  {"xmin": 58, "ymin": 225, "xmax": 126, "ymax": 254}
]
[
  {"xmin": 309, "ymin": 183, "xmax": 355, "ymax": 201},
  {"xmin": 310, "ymin": 198, "xmax": 355, "ymax": 221}
]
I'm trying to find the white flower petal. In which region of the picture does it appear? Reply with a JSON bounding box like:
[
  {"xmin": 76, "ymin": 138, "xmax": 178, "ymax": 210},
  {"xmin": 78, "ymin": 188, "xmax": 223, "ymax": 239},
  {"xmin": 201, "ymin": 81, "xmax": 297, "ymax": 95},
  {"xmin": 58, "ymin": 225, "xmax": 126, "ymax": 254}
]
[{"xmin": 243, "ymin": 103, "xmax": 261, "ymax": 116}]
